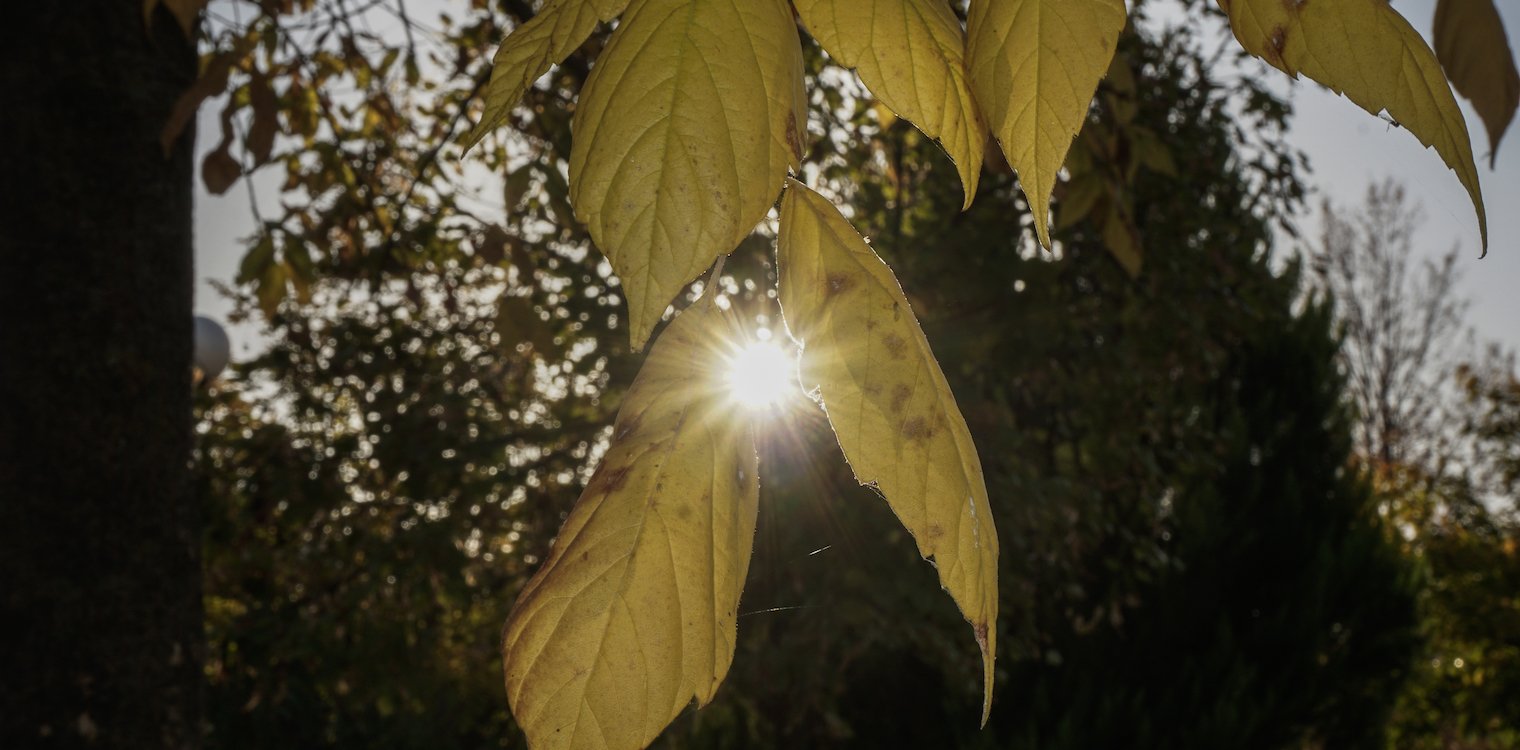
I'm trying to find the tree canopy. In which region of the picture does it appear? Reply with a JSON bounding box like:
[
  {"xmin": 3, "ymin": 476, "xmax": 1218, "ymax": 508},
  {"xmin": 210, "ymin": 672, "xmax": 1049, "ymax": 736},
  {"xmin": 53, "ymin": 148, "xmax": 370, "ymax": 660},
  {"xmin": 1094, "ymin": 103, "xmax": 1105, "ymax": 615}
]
[{"xmin": 178, "ymin": 0, "xmax": 1520, "ymax": 745}]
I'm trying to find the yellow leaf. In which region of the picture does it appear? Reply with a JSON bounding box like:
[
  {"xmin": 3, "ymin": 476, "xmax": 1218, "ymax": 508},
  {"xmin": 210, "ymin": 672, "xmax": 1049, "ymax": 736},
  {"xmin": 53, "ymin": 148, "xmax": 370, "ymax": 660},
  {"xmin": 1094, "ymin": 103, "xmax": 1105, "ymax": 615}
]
[
  {"xmin": 570, "ymin": 0, "xmax": 807, "ymax": 350},
  {"xmin": 1433, "ymin": 0, "xmax": 1519, "ymax": 168},
  {"xmin": 464, "ymin": 0, "xmax": 630, "ymax": 148},
  {"xmin": 794, "ymin": 0, "xmax": 988, "ymax": 208},
  {"xmin": 1218, "ymin": 0, "xmax": 1489, "ymax": 250},
  {"xmin": 777, "ymin": 179, "xmax": 999, "ymax": 725},
  {"xmin": 143, "ymin": 0, "xmax": 206, "ymax": 37},
  {"xmin": 966, "ymin": 0, "xmax": 1128, "ymax": 249},
  {"xmin": 503, "ymin": 300, "xmax": 759, "ymax": 750}
]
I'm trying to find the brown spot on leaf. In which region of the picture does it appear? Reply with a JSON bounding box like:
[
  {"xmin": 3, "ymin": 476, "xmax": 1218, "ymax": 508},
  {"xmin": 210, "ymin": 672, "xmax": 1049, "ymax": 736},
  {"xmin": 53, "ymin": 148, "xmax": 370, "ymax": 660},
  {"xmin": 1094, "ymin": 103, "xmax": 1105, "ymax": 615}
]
[
  {"xmin": 825, "ymin": 272, "xmax": 854, "ymax": 297},
  {"xmin": 596, "ymin": 466, "xmax": 631, "ymax": 493},
  {"xmin": 785, "ymin": 113, "xmax": 805, "ymax": 161},
  {"xmin": 902, "ymin": 416, "xmax": 936, "ymax": 441},
  {"xmin": 890, "ymin": 384, "xmax": 912, "ymax": 414},
  {"xmin": 863, "ymin": 382, "xmax": 883, "ymax": 397},
  {"xmin": 882, "ymin": 333, "xmax": 908, "ymax": 360},
  {"xmin": 1268, "ymin": 25, "xmax": 1288, "ymax": 68},
  {"xmin": 974, "ymin": 622, "xmax": 989, "ymax": 650},
  {"xmin": 928, "ymin": 524, "xmax": 945, "ymax": 539}
]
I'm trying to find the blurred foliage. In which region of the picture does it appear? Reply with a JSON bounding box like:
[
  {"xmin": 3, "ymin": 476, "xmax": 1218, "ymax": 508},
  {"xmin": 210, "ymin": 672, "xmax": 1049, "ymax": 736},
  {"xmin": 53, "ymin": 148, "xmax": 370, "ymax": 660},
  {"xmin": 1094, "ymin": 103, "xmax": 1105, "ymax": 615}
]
[
  {"xmin": 1310, "ymin": 181, "xmax": 1471, "ymax": 475},
  {"xmin": 192, "ymin": 3, "xmax": 624, "ymax": 744},
  {"xmin": 195, "ymin": 263, "xmax": 615, "ymax": 746},
  {"xmin": 1386, "ymin": 474, "xmax": 1520, "ymax": 750},
  {"xmin": 1377, "ymin": 365, "xmax": 1520, "ymax": 749},
  {"xmin": 1309, "ymin": 183, "xmax": 1520, "ymax": 749},
  {"xmin": 185, "ymin": 0, "xmax": 1506, "ymax": 748}
]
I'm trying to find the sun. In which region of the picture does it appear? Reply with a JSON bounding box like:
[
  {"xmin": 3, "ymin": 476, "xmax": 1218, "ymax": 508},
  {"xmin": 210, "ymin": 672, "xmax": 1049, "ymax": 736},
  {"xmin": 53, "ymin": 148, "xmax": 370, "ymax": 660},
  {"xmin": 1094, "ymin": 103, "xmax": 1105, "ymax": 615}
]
[{"xmin": 724, "ymin": 333, "xmax": 798, "ymax": 411}]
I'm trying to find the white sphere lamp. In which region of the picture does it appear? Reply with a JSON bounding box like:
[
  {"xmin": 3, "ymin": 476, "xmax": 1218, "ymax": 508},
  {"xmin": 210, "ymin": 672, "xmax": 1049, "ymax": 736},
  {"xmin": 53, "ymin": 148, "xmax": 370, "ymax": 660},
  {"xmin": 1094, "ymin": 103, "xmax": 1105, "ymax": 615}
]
[{"xmin": 193, "ymin": 315, "xmax": 231, "ymax": 383}]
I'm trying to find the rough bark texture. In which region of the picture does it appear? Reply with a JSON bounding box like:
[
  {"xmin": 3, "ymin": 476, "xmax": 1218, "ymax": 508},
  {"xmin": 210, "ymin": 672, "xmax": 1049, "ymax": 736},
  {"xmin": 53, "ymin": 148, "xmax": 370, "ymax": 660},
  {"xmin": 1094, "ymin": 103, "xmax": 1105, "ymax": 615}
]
[{"xmin": 0, "ymin": 3, "xmax": 202, "ymax": 748}]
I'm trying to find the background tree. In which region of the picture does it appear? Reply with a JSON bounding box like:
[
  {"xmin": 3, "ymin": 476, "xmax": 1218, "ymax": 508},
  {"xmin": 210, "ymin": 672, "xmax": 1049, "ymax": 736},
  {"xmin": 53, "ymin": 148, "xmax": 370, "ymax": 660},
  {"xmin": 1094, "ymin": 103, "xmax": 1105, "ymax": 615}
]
[
  {"xmin": 1382, "ymin": 357, "xmax": 1520, "ymax": 749},
  {"xmin": 1310, "ymin": 178, "xmax": 1520, "ymax": 747},
  {"xmin": 189, "ymin": 2, "xmax": 627, "ymax": 745},
  {"xmin": 1312, "ymin": 181, "xmax": 1473, "ymax": 476},
  {"xmin": 195, "ymin": 270, "xmax": 606, "ymax": 747},
  {"xmin": 192, "ymin": 8, "xmax": 1424, "ymax": 747},
  {"xmin": 1386, "ymin": 470, "xmax": 1520, "ymax": 750},
  {"xmin": 1461, "ymin": 358, "xmax": 1520, "ymax": 501}
]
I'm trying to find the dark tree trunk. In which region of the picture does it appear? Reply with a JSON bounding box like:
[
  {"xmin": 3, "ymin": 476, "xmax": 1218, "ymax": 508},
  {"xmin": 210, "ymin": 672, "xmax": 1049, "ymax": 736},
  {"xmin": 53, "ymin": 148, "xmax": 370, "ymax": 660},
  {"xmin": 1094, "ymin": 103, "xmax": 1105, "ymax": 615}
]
[{"xmin": 1, "ymin": 3, "xmax": 202, "ymax": 748}]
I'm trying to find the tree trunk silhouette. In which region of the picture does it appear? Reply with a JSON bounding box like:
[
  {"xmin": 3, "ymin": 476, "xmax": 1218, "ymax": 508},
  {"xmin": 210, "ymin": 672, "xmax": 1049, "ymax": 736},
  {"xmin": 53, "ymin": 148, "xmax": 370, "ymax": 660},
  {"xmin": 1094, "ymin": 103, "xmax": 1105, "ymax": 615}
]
[{"xmin": 0, "ymin": 3, "xmax": 202, "ymax": 748}]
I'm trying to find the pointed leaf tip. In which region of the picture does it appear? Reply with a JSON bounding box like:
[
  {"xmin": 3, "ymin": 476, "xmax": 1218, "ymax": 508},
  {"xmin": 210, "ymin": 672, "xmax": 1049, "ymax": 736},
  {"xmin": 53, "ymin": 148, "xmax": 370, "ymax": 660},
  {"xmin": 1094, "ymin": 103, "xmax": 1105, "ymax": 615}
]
[
  {"xmin": 967, "ymin": 0, "xmax": 1129, "ymax": 248},
  {"xmin": 778, "ymin": 179, "xmax": 1000, "ymax": 724},
  {"xmin": 502, "ymin": 301, "xmax": 759, "ymax": 750},
  {"xmin": 1433, "ymin": 0, "xmax": 1519, "ymax": 171},
  {"xmin": 795, "ymin": 0, "xmax": 987, "ymax": 209},
  {"xmin": 1219, "ymin": 0, "xmax": 1488, "ymax": 252},
  {"xmin": 570, "ymin": 0, "xmax": 806, "ymax": 349},
  {"xmin": 463, "ymin": 0, "xmax": 631, "ymax": 151}
]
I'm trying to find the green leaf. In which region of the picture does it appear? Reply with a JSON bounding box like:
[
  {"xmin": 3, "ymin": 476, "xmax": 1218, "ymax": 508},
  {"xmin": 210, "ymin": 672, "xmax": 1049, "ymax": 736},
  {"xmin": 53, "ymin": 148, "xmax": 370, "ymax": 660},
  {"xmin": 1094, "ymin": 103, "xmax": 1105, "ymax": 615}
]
[
  {"xmin": 237, "ymin": 233, "xmax": 277, "ymax": 285},
  {"xmin": 967, "ymin": 0, "xmax": 1128, "ymax": 249},
  {"xmin": 464, "ymin": 0, "xmax": 631, "ymax": 148},
  {"xmin": 256, "ymin": 260, "xmax": 287, "ymax": 318},
  {"xmin": 1219, "ymin": 0, "xmax": 1489, "ymax": 251},
  {"xmin": 794, "ymin": 0, "xmax": 988, "ymax": 208},
  {"xmin": 1100, "ymin": 200, "xmax": 1142, "ymax": 277},
  {"xmin": 502, "ymin": 300, "xmax": 759, "ymax": 750},
  {"xmin": 778, "ymin": 179, "xmax": 999, "ymax": 725},
  {"xmin": 1433, "ymin": 0, "xmax": 1519, "ymax": 168},
  {"xmin": 569, "ymin": 0, "xmax": 807, "ymax": 350}
]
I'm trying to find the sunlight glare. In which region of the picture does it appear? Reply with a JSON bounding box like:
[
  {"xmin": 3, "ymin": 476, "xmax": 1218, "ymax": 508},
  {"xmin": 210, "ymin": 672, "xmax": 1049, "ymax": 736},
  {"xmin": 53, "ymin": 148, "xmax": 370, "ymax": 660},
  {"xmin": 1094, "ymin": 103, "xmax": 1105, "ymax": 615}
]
[{"xmin": 725, "ymin": 335, "xmax": 796, "ymax": 411}]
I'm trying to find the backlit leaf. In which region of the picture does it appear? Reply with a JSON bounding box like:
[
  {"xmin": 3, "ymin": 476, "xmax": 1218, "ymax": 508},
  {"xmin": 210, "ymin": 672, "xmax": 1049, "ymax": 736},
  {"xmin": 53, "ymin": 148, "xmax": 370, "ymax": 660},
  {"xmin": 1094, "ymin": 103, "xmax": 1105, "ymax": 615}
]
[
  {"xmin": 778, "ymin": 179, "xmax": 999, "ymax": 724},
  {"xmin": 464, "ymin": 0, "xmax": 631, "ymax": 148},
  {"xmin": 1218, "ymin": 0, "xmax": 1489, "ymax": 250},
  {"xmin": 794, "ymin": 0, "xmax": 988, "ymax": 208},
  {"xmin": 502, "ymin": 300, "xmax": 760, "ymax": 750},
  {"xmin": 1433, "ymin": 0, "xmax": 1519, "ymax": 168},
  {"xmin": 570, "ymin": 0, "xmax": 807, "ymax": 350},
  {"xmin": 967, "ymin": 0, "xmax": 1128, "ymax": 249}
]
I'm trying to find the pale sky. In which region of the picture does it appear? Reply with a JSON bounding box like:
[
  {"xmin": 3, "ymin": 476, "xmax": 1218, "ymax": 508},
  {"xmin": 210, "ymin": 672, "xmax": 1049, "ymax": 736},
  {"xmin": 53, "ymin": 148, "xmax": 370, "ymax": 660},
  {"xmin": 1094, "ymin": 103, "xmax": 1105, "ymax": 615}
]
[
  {"xmin": 1283, "ymin": 0, "xmax": 1520, "ymax": 355},
  {"xmin": 192, "ymin": 0, "xmax": 1520, "ymax": 358}
]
